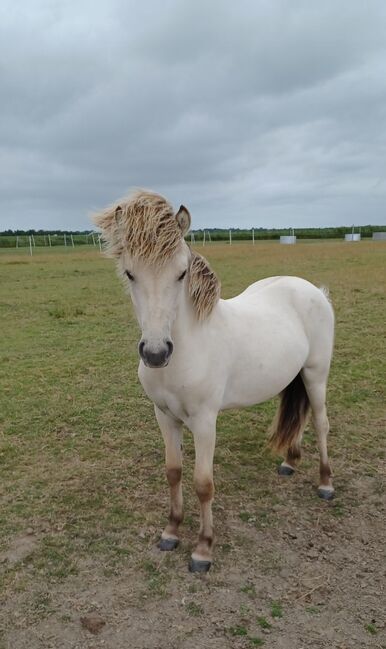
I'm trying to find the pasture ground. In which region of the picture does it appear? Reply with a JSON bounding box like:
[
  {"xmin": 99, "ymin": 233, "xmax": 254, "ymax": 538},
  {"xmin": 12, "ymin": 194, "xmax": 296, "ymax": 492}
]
[{"xmin": 0, "ymin": 241, "xmax": 385, "ymax": 649}]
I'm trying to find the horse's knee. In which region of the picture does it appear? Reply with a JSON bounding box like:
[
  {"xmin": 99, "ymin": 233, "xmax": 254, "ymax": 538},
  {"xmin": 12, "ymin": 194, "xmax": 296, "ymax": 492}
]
[
  {"xmin": 166, "ymin": 466, "xmax": 182, "ymax": 487},
  {"xmin": 194, "ymin": 477, "xmax": 214, "ymax": 503}
]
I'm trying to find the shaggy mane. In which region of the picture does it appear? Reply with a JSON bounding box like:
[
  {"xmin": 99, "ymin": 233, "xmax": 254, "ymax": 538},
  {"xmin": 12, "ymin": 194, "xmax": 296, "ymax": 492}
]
[
  {"xmin": 93, "ymin": 190, "xmax": 183, "ymax": 265},
  {"xmin": 188, "ymin": 251, "xmax": 221, "ymax": 320},
  {"xmin": 93, "ymin": 190, "xmax": 221, "ymax": 320}
]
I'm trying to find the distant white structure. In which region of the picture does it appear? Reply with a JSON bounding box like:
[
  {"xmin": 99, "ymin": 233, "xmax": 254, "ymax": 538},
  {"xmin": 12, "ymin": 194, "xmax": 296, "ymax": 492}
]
[
  {"xmin": 345, "ymin": 225, "xmax": 361, "ymax": 241},
  {"xmin": 280, "ymin": 228, "xmax": 296, "ymax": 244},
  {"xmin": 372, "ymin": 232, "xmax": 386, "ymax": 240}
]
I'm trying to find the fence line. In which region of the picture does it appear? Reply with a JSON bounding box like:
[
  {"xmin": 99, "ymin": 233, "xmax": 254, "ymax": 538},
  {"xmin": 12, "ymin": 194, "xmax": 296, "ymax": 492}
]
[{"xmin": 1, "ymin": 228, "xmax": 386, "ymax": 253}]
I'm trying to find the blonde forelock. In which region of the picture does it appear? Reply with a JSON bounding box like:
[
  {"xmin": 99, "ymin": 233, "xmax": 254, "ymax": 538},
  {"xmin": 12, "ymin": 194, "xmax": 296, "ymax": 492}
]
[{"xmin": 93, "ymin": 190, "xmax": 183, "ymax": 265}]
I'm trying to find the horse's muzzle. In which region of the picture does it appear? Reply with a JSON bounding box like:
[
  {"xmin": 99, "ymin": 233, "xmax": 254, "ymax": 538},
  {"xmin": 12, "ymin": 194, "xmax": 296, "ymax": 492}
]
[{"xmin": 139, "ymin": 339, "xmax": 173, "ymax": 368}]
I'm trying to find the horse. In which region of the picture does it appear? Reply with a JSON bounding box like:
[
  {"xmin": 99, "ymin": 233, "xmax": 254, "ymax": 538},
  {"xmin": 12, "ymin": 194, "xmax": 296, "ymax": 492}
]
[{"xmin": 93, "ymin": 190, "xmax": 335, "ymax": 573}]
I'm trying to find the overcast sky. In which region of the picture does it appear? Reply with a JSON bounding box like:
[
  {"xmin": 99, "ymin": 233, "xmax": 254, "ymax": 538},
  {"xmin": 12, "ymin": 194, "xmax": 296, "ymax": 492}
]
[{"xmin": 1, "ymin": 1, "xmax": 386, "ymax": 230}]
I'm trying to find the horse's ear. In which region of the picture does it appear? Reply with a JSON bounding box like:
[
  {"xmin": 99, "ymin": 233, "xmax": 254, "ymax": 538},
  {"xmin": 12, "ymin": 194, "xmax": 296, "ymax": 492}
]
[
  {"xmin": 92, "ymin": 204, "xmax": 122, "ymax": 233},
  {"xmin": 92, "ymin": 203, "xmax": 124, "ymax": 258},
  {"xmin": 114, "ymin": 205, "xmax": 123, "ymax": 223},
  {"xmin": 175, "ymin": 205, "xmax": 191, "ymax": 236}
]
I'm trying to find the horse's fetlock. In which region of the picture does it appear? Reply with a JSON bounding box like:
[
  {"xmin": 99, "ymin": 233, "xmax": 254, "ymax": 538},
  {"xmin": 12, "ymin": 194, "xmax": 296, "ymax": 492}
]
[
  {"xmin": 287, "ymin": 445, "xmax": 301, "ymax": 462},
  {"xmin": 320, "ymin": 461, "xmax": 332, "ymax": 482},
  {"xmin": 169, "ymin": 509, "xmax": 184, "ymax": 526},
  {"xmin": 198, "ymin": 532, "xmax": 213, "ymax": 548}
]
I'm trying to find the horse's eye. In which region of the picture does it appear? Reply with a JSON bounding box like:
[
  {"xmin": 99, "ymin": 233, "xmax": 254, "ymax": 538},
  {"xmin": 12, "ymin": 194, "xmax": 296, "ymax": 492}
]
[
  {"xmin": 125, "ymin": 270, "xmax": 135, "ymax": 281},
  {"xmin": 178, "ymin": 269, "xmax": 187, "ymax": 281}
]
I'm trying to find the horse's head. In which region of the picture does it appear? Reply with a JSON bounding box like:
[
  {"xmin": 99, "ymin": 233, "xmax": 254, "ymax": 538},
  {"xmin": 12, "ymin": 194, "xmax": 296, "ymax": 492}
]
[
  {"xmin": 94, "ymin": 190, "xmax": 220, "ymax": 368},
  {"xmin": 119, "ymin": 203, "xmax": 191, "ymax": 368}
]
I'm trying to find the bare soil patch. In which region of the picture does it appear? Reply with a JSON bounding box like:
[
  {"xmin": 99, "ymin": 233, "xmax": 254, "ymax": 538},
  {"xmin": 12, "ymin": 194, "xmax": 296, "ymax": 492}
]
[{"xmin": 1, "ymin": 469, "xmax": 384, "ymax": 649}]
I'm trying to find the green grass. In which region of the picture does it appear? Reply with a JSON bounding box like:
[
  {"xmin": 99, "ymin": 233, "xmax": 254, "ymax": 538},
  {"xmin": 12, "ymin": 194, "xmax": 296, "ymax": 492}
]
[
  {"xmin": 257, "ymin": 616, "xmax": 272, "ymax": 629},
  {"xmin": 186, "ymin": 601, "xmax": 204, "ymax": 616},
  {"xmin": 364, "ymin": 623, "xmax": 377, "ymax": 635},
  {"xmin": 240, "ymin": 582, "xmax": 257, "ymax": 598},
  {"xmin": 229, "ymin": 625, "xmax": 248, "ymax": 636},
  {"xmin": 0, "ymin": 240, "xmax": 385, "ymax": 606},
  {"xmin": 270, "ymin": 601, "xmax": 283, "ymax": 619}
]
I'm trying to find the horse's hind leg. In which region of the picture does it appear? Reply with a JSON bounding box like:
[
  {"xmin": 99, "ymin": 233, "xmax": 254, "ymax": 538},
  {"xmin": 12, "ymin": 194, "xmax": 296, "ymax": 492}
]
[
  {"xmin": 154, "ymin": 405, "xmax": 184, "ymax": 550},
  {"xmin": 279, "ymin": 444, "xmax": 302, "ymax": 476},
  {"xmin": 301, "ymin": 369, "xmax": 334, "ymax": 500}
]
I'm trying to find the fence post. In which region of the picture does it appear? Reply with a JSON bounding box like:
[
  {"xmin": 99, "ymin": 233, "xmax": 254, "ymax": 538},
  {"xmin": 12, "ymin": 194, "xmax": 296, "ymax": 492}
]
[
  {"xmin": 229, "ymin": 229, "xmax": 232, "ymax": 245},
  {"xmin": 29, "ymin": 236, "xmax": 33, "ymax": 256},
  {"xmin": 252, "ymin": 228, "xmax": 255, "ymax": 245},
  {"xmin": 71, "ymin": 234, "xmax": 75, "ymax": 248},
  {"xmin": 48, "ymin": 234, "xmax": 52, "ymax": 247},
  {"xmin": 203, "ymin": 230, "xmax": 206, "ymax": 246}
]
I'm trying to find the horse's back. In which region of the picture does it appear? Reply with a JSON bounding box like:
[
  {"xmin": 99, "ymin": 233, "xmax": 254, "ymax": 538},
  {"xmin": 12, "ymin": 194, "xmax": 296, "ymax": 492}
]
[
  {"xmin": 228, "ymin": 275, "xmax": 334, "ymax": 344},
  {"xmin": 232, "ymin": 275, "xmax": 327, "ymax": 305}
]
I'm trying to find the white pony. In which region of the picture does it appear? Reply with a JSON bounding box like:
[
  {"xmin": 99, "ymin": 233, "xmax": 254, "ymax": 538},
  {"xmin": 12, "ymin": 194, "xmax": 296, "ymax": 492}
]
[{"xmin": 94, "ymin": 190, "xmax": 335, "ymax": 573}]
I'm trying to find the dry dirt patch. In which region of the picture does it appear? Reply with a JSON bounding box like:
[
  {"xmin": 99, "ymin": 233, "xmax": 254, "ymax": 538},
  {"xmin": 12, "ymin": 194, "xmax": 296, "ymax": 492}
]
[{"xmin": 1, "ymin": 471, "xmax": 385, "ymax": 649}]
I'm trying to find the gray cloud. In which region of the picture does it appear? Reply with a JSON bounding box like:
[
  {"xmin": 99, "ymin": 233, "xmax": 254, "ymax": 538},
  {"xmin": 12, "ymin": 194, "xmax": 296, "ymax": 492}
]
[{"xmin": 1, "ymin": 0, "xmax": 386, "ymax": 230}]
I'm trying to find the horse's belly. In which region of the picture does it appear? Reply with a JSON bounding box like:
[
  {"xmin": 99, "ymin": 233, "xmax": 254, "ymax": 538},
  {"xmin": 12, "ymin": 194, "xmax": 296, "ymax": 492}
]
[{"xmin": 220, "ymin": 330, "xmax": 309, "ymax": 409}]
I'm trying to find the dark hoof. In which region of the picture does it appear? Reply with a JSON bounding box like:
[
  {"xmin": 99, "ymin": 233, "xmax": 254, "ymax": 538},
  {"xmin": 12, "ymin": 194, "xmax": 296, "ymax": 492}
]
[
  {"xmin": 317, "ymin": 487, "xmax": 335, "ymax": 501},
  {"xmin": 189, "ymin": 559, "xmax": 211, "ymax": 573},
  {"xmin": 278, "ymin": 464, "xmax": 295, "ymax": 476},
  {"xmin": 158, "ymin": 537, "xmax": 179, "ymax": 551}
]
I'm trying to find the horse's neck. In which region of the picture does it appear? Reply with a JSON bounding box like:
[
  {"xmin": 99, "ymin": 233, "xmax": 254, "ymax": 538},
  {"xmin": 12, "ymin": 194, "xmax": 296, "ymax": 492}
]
[
  {"xmin": 172, "ymin": 288, "xmax": 196, "ymax": 341},
  {"xmin": 171, "ymin": 288, "xmax": 220, "ymax": 345}
]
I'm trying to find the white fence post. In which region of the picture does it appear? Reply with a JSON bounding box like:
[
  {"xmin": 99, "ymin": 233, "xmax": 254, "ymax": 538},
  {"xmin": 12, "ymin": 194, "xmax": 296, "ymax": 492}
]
[
  {"xmin": 71, "ymin": 234, "xmax": 75, "ymax": 248},
  {"xmin": 229, "ymin": 229, "xmax": 232, "ymax": 245},
  {"xmin": 252, "ymin": 228, "xmax": 255, "ymax": 245},
  {"xmin": 29, "ymin": 236, "xmax": 33, "ymax": 256},
  {"xmin": 48, "ymin": 234, "xmax": 52, "ymax": 247}
]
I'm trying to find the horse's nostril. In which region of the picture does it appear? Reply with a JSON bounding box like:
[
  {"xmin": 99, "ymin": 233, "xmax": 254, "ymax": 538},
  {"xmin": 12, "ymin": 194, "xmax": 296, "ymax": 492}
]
[
  {"xmin": 139, "ymin": 341, "xmax": 146, "ymax": 358},
  {"xmin": 166, "ymin": 340, "xmax": 174, "ymax": 356}
]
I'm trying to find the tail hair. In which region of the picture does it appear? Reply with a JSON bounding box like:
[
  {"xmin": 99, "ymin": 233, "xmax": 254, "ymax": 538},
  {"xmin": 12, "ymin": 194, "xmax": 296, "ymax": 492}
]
[
  {"xmin": 269, "ymin": 373, "xmax": 311, "ymax": 454},
  {"xmin": 319, "ymin": 285, "xmax": 331, "ymax": 303}
]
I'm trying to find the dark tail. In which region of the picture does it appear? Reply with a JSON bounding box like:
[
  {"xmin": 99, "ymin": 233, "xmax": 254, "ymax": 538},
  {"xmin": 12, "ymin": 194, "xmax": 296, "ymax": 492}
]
[{"xmin": 269, "ymin": 373, "xmax": 311, "ymax": 455}]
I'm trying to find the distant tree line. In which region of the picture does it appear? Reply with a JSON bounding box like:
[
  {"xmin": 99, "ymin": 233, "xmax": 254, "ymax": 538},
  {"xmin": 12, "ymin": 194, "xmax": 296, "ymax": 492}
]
[{"xmin": 0, "ymin": 225, "xmax": 385, "ymax": 248}]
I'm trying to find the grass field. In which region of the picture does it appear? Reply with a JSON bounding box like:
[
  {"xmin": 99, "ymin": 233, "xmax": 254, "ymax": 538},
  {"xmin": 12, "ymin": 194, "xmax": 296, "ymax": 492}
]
[{"xmin": 0, "ymin": 241, "xmax": 385, "ymax": 648}]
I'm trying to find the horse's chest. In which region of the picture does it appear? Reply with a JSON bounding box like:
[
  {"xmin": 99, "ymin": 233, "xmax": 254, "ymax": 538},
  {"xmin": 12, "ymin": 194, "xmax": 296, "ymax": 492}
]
[{"xmin": 138, "ymin": 365, "xmax": 189, "ymax": 421}]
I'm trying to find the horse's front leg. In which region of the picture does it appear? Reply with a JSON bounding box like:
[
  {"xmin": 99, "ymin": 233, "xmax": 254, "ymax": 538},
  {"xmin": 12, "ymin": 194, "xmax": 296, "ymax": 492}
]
[
  {"xmin": 189, "ymin": 412, "xmax": 217, "ymax": 573},
  {"xmin": 154, "ymin": 405, "xmax": 184, "ymax": 551}
]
